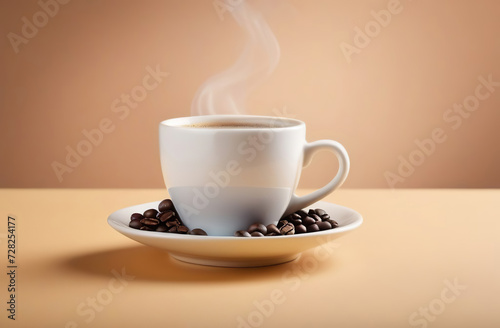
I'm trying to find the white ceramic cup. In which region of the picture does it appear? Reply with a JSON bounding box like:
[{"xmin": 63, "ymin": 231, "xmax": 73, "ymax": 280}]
[{"xmin": 159, "ymin": 115, "xmax": 349, "ymax": 236}]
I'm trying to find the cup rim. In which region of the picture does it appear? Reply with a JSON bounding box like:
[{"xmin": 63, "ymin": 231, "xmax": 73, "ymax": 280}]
[{"xmin": 160, "ymin": 115, "xmax": 304, "ymax": 130}]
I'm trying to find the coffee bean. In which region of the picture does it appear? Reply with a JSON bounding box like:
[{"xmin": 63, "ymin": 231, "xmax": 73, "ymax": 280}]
[
  {"xmin": 156, "ymin": 225, "xmax": 168, "ymax": 232},
  {"xmin": 235, "ymin": 230, "xmax": 251, "ymax": 237},
  {"xmin": 189, "ymin": 228, "xmax": 207, "ymax": 236},
  {"xmin": 177, "ymin": 225, "xmax": 189, "ymax": 234},
  {"xmin": 317, "ymin": 221, "xmax": 332, "ymax": 230},
  {"xmin": 130, "ymin": 213, "xmax": 144, "ymax": 221},
  {"xmin": 307, "ymin": 224, "xmax": 320, "ymax": 232},
  {"xmin": 143, "ymin": 209, "xmax": 158, "ymax": 218},
  {"xmin": 277, "ymin": 219, "xmax": 289, "ymax": 228},
  {"xmin": 251, "ymin": 231, "xmax": 264, "ymax": 237},
  {"xmin": 291, "ymin": 218, "xmax": 302, "ymax": 226},
  {"xmin": 295, "ymin": 224, "xmax": 307, "ymax": 234},
  {"xmin": 291, "ymin": 213, "xmax": 302, "ymax": 220},
  {"xmin": 315, "ymin": 209, "xmax": 327, "ymax": 216},
  {"xmin": 141, "ymin": 218, "xmax": 160, "ymax": 227},
  {"xmin": 279, "ymin": 222, "xmax": 295, "ymax": 235},
  {"xmin": 266, "ymin": 224, "xmax": 280, "ymax": 235},
  {"xmin": 129, "ymin": 220, "xmax": 142, "ymax": 229},
  {"xmin": 266, "ymin": 232, "xmax": 278, "ymax": 236},
  {"xmin": 168, "ymin": 226, "xmax": 178, "ymax": 233},
  {"xmin": 321, "ymin": 214, "xmax": 330, "ymax": 220},
  {"xmin": 311, "ymin": 214, "xmax": 323, "ymax": 222},
  {"xmin": 140, "ymin": 226, "xmax": 155, "ymax": 231},
  {"xmin": 308, "ymin": 209, "xmax": 316, "ymax": 216},
  {"xmin": 296, "ymin": 210, "xmax": 308, "ymax": 218},
  {"xmin": 158, "ymin": 210, "xmax": 175, "ymax": 222},
  {"xmin": 166, "ymin": 218, "xmax": 181, "ymax": 228},
  {"xmin": 158, "ymin": 199, "xmax": 175, "ymax": 212},
  {"xmin": 302, "ymin": 216, "xmax": 315, "ymax": 226},
  {"xmin": 328, "ymin": 219, "xmax": 339, "ymax": 228},
  {"xmin": 248, "ymin": 223, "xmax": 267, "ymax": 235}
]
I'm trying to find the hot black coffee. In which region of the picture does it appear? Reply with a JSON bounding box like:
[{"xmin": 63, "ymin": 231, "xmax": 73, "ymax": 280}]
[{"xmin": 182, "ymin": 122, "xmax": 275, "ymax": 128}]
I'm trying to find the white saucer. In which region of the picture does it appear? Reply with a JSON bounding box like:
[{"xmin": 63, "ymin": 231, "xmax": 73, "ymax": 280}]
[{"xmin": 107, "ymin": 200, "xmax": 363, "ymax": 267}]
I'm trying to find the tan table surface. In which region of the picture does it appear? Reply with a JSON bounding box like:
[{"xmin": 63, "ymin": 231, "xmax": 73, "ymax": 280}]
[{"xmin": 0, "ymin": 188, "xmax": 499, "ymax": 328}]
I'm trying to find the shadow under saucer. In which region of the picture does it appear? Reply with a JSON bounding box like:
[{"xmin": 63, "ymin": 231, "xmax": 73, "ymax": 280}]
[{"xmin": 60, "ymin": 245, "xmax": 340, "ymax": 283}]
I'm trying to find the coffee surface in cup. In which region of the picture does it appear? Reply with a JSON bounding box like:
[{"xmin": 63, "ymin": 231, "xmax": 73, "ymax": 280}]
[{"xmin": 182, "ymin": 122, "xmax": 276, "ymax": 128}]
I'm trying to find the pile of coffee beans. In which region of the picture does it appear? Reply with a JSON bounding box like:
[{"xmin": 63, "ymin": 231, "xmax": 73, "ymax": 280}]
[
  {"xmin": 234, "ymin": 209, "xmax": 338, "ymax": 237},
  {"xmin": 128, "ymin": 199, "xmax": 207, "ymax": 235},
  {"xmin": 128, "ymin": 199, "xmax": 338, "ymax": 237}
]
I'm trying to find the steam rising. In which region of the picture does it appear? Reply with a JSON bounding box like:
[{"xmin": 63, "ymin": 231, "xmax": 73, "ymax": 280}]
[{"xmin": 191, "ymin": 1, "xmax": 280, "ymax": 115}]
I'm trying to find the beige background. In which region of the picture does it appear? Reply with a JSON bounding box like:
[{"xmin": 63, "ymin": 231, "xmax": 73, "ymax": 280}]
[{"xmin": 1, "ymin": 0, "xmax": 499, "ymax": 188}]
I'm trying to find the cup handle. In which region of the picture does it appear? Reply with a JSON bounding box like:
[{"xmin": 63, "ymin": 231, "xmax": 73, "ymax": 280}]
[{"xmin": 284, "ymin": 140, "xmax": 350, "ymax": 216}]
